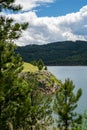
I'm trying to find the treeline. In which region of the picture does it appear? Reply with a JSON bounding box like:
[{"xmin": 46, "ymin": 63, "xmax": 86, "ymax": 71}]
[{"xmin": 16, "ymin": 41, "xmax": 87, "ymax": 66}]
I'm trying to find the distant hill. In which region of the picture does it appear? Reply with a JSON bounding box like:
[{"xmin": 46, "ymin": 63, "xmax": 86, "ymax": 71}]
[{"xmin": 16, "ymin": 41, "xmax": 87, "ymax": 66}]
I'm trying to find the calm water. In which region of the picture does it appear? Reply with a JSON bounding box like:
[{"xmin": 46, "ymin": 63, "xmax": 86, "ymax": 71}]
[{"xmin": 48, "ymin": 66, "xmax": 87, "ymax": 114}]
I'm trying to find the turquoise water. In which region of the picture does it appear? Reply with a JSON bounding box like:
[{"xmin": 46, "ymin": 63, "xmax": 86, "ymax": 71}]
[{"xmin": 48, "ymin": 66, "xmax": 87, "ymax": 113}]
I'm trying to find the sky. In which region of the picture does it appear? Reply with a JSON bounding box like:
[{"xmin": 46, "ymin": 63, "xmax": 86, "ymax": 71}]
[{"xmin": 2, "ymin": 0, "xmax": 87, "ymax": 46}]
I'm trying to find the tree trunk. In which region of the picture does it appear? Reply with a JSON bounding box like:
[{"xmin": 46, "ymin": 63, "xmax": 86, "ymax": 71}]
[
  {"xmin": 8, "ymin": 122, "xmax": 13, "ymax": 130},
  {"xmin": 65, "ymin": 120, "xmax": 68, "ymax": 130}
]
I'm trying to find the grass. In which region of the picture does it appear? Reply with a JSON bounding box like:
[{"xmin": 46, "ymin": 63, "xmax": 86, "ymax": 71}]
[{"xmin": 22, "ymin": 62, "xmax": 38, "ymax": 72}]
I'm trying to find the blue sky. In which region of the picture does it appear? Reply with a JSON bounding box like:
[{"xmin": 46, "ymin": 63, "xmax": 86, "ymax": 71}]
[
  {"xmin": 1, "ymin": 0, "xmax": 87, "ymax": 46},
  {"xmin": 36, "ymin": 0, "xmax": 87, "ymax": 17}
]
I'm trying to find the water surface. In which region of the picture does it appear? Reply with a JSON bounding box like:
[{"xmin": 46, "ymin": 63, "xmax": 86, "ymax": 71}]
[{"xmin": 48, "ymin": 66, "xmax": 87, "ymax": 113}]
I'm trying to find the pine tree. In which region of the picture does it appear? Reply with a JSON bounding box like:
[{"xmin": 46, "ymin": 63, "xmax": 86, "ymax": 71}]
[
  {"xmin": 0, "ymin": 1, "xmax": 53, "ymax": 130},
  {"xmin": 0, "ymin": 1, "xmax": 29, "ymax": 129},
  {"xmin": 37, "ymin": 59, "xmax": 44, "ymax": 70},
  {"xmin": 82, "ymin": 110, "xmax": 87, "ymax": 130},
  {"xmin": 54, "ymin": 78, "xmax": 82, "ymax": 130},
  {"xmin": 23, "ymin": 73, "xmax": 53, "ymax": 130}
]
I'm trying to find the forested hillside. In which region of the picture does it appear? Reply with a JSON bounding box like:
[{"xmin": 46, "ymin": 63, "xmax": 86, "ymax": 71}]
[{"xmin": 16, "ymin": 40, "xmax": 87, "ymax": 65}]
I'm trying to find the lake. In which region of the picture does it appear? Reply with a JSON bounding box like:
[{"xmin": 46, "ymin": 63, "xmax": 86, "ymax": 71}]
[{"xmin": 48, "ymin": 66, "xmax": 87, "ymax": 114}]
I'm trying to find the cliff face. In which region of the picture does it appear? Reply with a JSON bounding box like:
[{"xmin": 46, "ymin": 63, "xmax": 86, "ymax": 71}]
[{"xmin": 20, "ymin": 70, "xmax": 61, "ymax": 94}]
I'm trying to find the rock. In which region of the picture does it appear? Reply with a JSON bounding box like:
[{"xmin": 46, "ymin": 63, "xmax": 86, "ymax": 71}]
[{"xmin": 19, "ymin": 70, "xmax": 61, "ymax": 94}]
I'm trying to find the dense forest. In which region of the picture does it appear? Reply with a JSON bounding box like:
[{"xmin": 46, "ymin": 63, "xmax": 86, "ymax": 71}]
[{"xmin": 16, "ymin": 40, "xmax": 87, "ymax": 66}]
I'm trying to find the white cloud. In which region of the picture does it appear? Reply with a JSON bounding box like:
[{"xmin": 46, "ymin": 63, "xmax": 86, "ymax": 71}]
[
  {"xmin": 15, "ymin": 0, "xmax": 54, "ymax": 11},
  {"xmin": 2, "ymin": 3, "xmax": 87, "ymax": 46}
]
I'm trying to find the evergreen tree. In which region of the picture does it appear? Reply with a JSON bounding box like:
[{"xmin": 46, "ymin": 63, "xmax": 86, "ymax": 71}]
[
  {"xmin": 54, "ymin": 78, "xmax": 82, "ymax": 130},
  {"xmin": 0, "ymin": 0, "xmax": 21, "ymax": 10},
  {"xmin": 0, "ymin": 1, "xmax": 53, "ymax": 130},
  {"xmin": 82, "ymin": 110, "xmax": 87, "ymax": 130},
  {"xmin": 0, "ymin": 1, "xmax": 28, "ymax": 129},
  {"xmin": 23, "ymin": 73, "xmax": 53, "ymax": 130},
  {"xmin": 37, "ymin": 59, "xmax": 44, "ymax": 70}
]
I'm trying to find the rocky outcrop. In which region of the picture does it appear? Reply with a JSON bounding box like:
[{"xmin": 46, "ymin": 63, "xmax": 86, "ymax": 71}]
[{"xmin": 20, "ymin": 70, "xmax": 61, "ymax": 94}]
